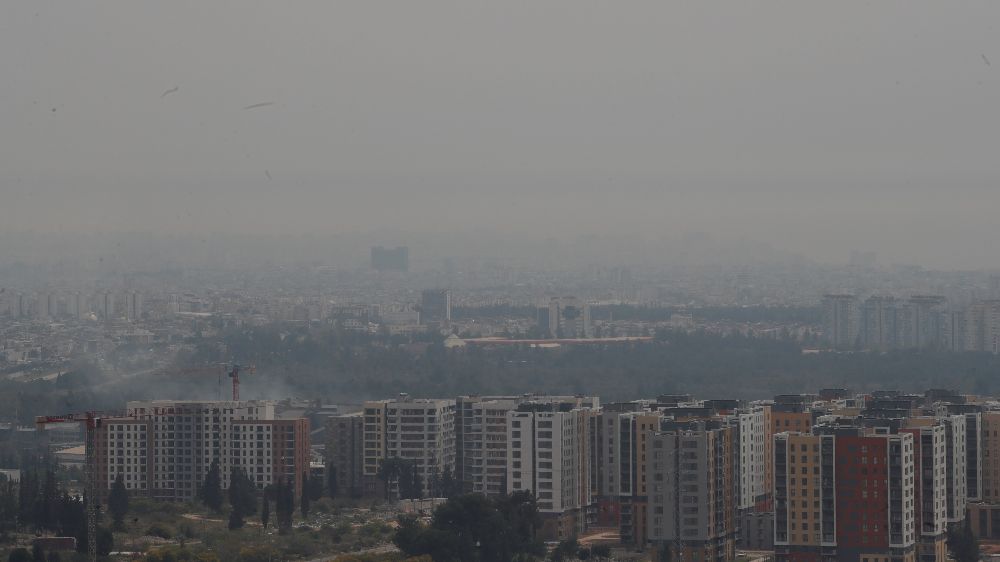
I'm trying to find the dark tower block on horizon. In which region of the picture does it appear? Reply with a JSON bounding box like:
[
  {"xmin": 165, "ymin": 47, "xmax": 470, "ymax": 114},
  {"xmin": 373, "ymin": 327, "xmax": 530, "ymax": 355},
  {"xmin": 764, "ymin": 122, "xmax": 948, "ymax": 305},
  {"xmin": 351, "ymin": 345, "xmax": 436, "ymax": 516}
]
[{"xmin": 421, "ymin": 289, "xmax": 451, "ymax": 325}]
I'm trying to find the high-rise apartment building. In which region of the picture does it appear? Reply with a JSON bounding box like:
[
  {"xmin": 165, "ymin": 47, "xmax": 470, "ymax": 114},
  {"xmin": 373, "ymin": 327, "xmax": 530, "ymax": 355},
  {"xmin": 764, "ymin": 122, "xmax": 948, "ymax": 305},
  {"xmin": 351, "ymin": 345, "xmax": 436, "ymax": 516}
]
[
  {"xmin": 862, "ymin": 296, "xmax": 899, "ymax": 351},
  {"xmin": 456, "ymin": 396, "xmax": 520, "ymax": 496},
  {"xmin": 822, "ymin": 294, "xmax": 859, "ymax": 348},
  {"xmin": 547, "ymin": 296, "xmax": 592, "ymax": 338},
  {"xmin": 647, "ymin": 419, "xmax": 738, "ymax": 562},
  {"xmin": 93, "ymin": 400, "xmax": 310, "ymax": 502},
  {"xmin": 325, "ymin": 412, "xmax": 364, "ymax": 498},
  {"xmin": 968, "ymin": 410, "xmax": 1000, "ymax": 539},
  {"xmin": 420, "ymin": 289, "xmax": 451, "ymax": 325},
  {"xmin": 68, "ymin": 292, "xmax": 85, "ymax": 319},
  {"xmin": 101, "ymin": 292, "xmax": 116, "ymax": 320},
  {"xmin": 900, "ymin": 296, "xmax": 946, "ymax": 350},
  {"xmin": 597, "ymin": 406, "xmax": 663, "ymax": 545},
  {"xmin": 773, "ymin": 428, "xmax": 916, "ymax": 562},
  {"xmin": 361, "ymin": 396, "xmax": 455, "ymax": 498},
  {"xmin": 900, "ymin": 421, "xmax": 949, "ymax": 562},
  {"xmin": 964, "ymin": 300, "xmax": 1000, "ymax": 353},
  {"xmin": 507, "ymin": 402, "xmax": 597, "ymax": 539},
  {"xmin": 941, "ymin": 414, "xmax": 968, "ymax": 523},
  {"xmin": 125, "ymin": 292, "xmax": 143, "ymax": 322},
  {"xmin": 737, "ymin": 404, "xmax": 771, "ymax": 513}
]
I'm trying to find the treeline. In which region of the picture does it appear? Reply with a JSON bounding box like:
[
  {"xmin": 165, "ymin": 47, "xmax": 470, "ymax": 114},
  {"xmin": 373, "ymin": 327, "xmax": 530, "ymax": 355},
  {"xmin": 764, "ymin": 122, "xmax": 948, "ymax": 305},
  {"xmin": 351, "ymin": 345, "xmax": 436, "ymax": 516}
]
[
  {"xmin": 195, "ymin": 460, "xmax": 318, "ymax": 533},
  {"xmin": 393, "ymin": 491, "xmax": 611, "ymax": 562},
  {"xmin": 0, "ymin": 469, "xmax": 113, "ymax": 557},
  {"xmin": 156, "ymin": 326, "xmax": 1000, "ymax": 402},
  {"xmin": 7, "ymin": 326, "xmax": 1000, "ymax": 423},
  {"xmin": 454, "ymin": 303, "xmax": 822, "ymax": 325}
]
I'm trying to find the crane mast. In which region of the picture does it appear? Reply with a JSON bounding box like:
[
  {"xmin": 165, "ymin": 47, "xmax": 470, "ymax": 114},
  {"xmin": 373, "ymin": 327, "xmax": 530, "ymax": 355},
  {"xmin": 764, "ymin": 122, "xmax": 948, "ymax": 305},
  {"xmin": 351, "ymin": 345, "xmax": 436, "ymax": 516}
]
[{"xmin": 36, "ymin": 413, "xmax": 105, "ymax": 562}]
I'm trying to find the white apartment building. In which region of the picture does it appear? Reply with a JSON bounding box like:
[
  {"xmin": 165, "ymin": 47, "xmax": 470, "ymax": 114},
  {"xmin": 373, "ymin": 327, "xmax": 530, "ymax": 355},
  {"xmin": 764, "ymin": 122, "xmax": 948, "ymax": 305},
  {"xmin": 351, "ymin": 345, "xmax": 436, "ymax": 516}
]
[
  {"xmin": 942, "ymin": 414, "xmax": 968, "ymax": 523},
  {"xmin": 363, "ymin": 396, "xmax": 456, "ymax": 498},
  {"xmin": 98, "ymin": 400, "xmax": 309, "ymax": 502},
  {"xmin": 457, "ymin": 395, "xmax": 600, "ymax": 498},
  {"xmin": 737, "ymin": 405, "xmax": 770, "ymax": 511},
  {"xmin": 904, "ymin": 422, "xmax": 948, "ymax": 547},
  {"xmin": 457, "ymin": 396, "xmax": 519, "ymax": 495},
  {"xmin": 507, "ymin": 406, "xmax": 594, "ymax": 519}
]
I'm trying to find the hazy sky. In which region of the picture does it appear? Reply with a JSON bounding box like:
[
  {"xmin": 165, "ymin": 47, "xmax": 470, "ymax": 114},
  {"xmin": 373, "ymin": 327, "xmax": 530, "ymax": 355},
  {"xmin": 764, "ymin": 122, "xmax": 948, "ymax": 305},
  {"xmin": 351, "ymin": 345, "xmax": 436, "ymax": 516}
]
[{"xmin": 2, "ymin": 2, "xmax": 999, "ymax": 268}]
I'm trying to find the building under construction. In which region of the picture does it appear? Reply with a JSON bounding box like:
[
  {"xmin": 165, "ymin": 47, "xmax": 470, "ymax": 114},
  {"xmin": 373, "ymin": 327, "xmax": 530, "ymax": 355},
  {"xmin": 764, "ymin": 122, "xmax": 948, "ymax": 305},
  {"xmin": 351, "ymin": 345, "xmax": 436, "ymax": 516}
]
[{"xmin": 53, "ymin": 400, "xmax": 310, "ymax": 503}]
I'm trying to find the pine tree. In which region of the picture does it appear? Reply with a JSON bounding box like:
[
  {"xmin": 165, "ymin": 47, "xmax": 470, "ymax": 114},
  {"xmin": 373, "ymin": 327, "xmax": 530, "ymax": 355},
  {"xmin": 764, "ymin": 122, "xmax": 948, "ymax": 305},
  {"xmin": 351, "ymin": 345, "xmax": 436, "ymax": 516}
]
[
  {"xmin": 300, "ymin": 473, "xmax": 310, "ymax": 519},
  {"xmin": 0, "ymin": 476, "xmax": 17, "ymax": 533},
  {"xmin": 18, "ymin": 471, "xmax": 35, "ymax": 530},
  {"xmin": 440, "ymin": 467, "xmax": 459, "ymax": 499},
  {"xmin": 108, "ymin": 474, "xmax": 129, "ymax": 530},
  {"xmin": 260, "ymin": 496, "xmax": 270, "ymax": 530},
  {"xmin": 227, "ymin": 507, "xmax": 244, "ymax": 530},
  {"xmin": 40, "ymin": 470, "xmax": 58, "ymax": 532},
  {"xmin": 228, "ymin": 467, "xmax": 257, "ymax": 517},
  {"xmin": 199, "ymin": 460, "xmax": 223, "ymax": 512},
  {"xmin": 275, "ymin": 478, "xmax": 294, "ymax": 533},
  {"xmin": 307, "ymin": 473, "xmax": 323, "ymax": 502},
  {"xmin": 7, "ymin": 548, "xmax": 31, "ymax": 562},
  {"xmin": 326, "ymin": 467, "xmax": 338, "ymax": 498}
]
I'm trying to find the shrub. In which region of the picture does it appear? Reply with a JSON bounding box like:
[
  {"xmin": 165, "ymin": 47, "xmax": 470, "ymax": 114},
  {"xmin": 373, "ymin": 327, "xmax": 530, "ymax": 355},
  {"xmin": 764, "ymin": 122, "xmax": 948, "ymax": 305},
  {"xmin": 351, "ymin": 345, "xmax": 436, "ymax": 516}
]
[{"xmin": 146, "ymin": 524, "xmax": 174, "ymax": 539}]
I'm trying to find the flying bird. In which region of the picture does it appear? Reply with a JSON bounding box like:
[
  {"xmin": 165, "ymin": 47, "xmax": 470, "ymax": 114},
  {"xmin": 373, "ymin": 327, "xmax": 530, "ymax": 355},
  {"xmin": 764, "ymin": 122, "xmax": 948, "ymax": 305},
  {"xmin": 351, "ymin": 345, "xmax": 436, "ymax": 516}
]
[
  {"xmin": 983, "ymin": 54, "xmax": 992, "ymax": 66},
  {"xmin": 161, "ymin": 86, "xmax": 179, "ymax": 98},
  {"xmin": 243, "ymin": 102, "xmax": 275, "ymax": 110}
]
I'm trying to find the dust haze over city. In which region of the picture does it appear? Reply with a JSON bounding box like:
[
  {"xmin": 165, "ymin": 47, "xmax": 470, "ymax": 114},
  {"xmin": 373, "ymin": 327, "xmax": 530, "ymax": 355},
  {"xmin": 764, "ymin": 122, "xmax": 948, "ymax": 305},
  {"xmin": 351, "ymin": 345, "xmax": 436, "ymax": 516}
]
[
  {"xmin": 3, "ymin": 3, "xmax": 1000, "ymax": 562},
  {"xmin": 3, "ymin": 1, "xmax": 1000, "ymax": 269}
]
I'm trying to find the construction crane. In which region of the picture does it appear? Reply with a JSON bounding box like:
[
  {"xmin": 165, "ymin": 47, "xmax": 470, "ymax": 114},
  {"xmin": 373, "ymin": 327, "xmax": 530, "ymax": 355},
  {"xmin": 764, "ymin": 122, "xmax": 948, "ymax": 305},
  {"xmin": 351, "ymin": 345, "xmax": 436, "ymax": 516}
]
[
  {"xmin": 35, "ymin": 412, "xmax": 109, "ymax": 562},
  {"xmin": 226, "ymin": 363, "xmax": 254, "ymax": 401},
  {"xmin": 154, "ymin": 363, "xmax": 255, "ymax": 401}
]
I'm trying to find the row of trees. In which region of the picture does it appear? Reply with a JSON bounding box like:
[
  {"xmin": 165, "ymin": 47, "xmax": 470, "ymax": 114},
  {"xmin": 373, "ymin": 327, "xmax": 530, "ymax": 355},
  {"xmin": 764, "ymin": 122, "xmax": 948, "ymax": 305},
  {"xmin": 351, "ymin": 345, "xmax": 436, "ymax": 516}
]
[
  {"xmin": 173, "ymin": 324, "xmax": 1000, "ymax": 404},
  {"xmin": 0, "ymin": 469, "xmax": 113, "ymax": 557},
  {"xmin": 194, "ymin": 460, "xmax": 324, "ymax": 533},
  {"xmin": 375, "ymin": 459, "xmax": 461, "ymax": 501},
  {"xmin": 394, "ymin": 491, "xmax": 544, "ymax": 562}
]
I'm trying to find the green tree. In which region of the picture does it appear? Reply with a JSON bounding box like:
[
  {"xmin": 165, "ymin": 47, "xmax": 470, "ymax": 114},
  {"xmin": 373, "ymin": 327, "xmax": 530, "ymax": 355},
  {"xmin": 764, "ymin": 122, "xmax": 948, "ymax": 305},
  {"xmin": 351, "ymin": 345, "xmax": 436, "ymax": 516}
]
[
  {"xmin": 394, "ymin": 492, "xmax": 543, "ymax": 562},
  {"xmin": 7, "ymin": 548, "xmax": 31, "ymax": 562},
  {"xmin": 108, "ymin": 474, "xmax": 130, "ymax": 530},
  {"xmin": 227, "ymin": 466, "xmax": 257, "ymax": 530},
  {"xmin": 591, "ymin": 544, "xmax": 611, "ymax": 560},
  {"xmin": 198, "ymin": 460, "xmax": 224, "ymax": 512},
  {"xmin": 326, "ymin": 467, "xmax": 338, "ymax": 498},
  {"xmin": 947, "ymin": 521, "xmax": 980, "ymax": 562},
  {"xmin": 0, "ymin": 475, "xmax": 18, "ymax": 533},
  {"xmin": 549, "ymin": 537, "xmax": 578, "ymax": 562},
  {"xmin": 260, "ymin": 495, "xmax": 270, "ymax": 530},
  {"xmin": 45, "ymin": 552, "xmax": 60, "ymax": 562},
  {"xmin": 438, "ymin": 468, "xmax": 460, "ymax": 499},
  {"xmin": 228, "ymin": 467, "xmax": 257, "ymax": 517},
  {"xmin": 307, "ymin": 473, "xmax": 323, "ymax": 501},
  {"xmin": 300, "ymin": 473, "xmax": 311, "ymax": 519},
  {"xmin": 56, "ymin": 493, "xmax": 85, "ymax": 549},
  {"xmin": 275, "ymin": 478, "xmax": 294, "ymax": 533},
  {"xmin": 96, "ymin": 527, "xmax": 114, "ymax": 556},
  {"xmin": 39, "ymin": 470, "xmax": 58, "ymax": 532},
  {"xmin": 228, "ymin": 508, "xmax": 244, "ymax": 530},
  {"xmin": 31, "ymin": 544, "xmax": 45, "ymax": 562}
]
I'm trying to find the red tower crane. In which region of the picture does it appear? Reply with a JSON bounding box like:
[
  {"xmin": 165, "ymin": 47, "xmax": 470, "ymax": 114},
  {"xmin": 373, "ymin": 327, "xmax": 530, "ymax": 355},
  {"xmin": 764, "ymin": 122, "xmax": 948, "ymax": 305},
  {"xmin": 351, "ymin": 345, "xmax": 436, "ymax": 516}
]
[
  {"xmin": 154, "ymin": 363, "xmax": 255, "ymax": 401},
  {"xmin": 226, "ymin": 363, "xmax": 254, "ymax": 401}
]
